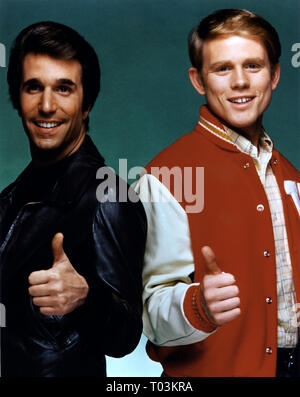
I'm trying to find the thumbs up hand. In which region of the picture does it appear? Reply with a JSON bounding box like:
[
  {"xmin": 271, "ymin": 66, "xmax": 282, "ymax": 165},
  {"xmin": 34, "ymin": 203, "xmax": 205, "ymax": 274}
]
[
  {"xmin": 200, "ymin": 246, "xmax": 241, "ymax": 326},
  {"xmin": 28, "ymin": 233, "xmax": 89, "ymax": 316}
]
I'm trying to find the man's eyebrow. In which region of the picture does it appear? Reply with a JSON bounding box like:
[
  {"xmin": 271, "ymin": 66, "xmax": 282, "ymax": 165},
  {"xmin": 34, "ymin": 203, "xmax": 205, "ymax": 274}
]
[
  {"xmin": 56, "ymin": 78, "xmax": 76, "ymax": 86},
  {"xmin": 22, "ymin": 78, "xmax": 40, "ymax": 88},
  {"xmin": 208, "ymin": 61, "xmax": 232, "ymax": 70},
  {"xmin": 243, "ymin": 57, "xmax": 266, "ymax": 65}
]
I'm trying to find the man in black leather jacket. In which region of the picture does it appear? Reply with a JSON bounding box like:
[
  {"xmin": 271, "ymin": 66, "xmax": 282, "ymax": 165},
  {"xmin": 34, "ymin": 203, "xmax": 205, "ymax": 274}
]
[{"xmin": 0, "ymin": 21, "xmax": 147, "ymax": 377}]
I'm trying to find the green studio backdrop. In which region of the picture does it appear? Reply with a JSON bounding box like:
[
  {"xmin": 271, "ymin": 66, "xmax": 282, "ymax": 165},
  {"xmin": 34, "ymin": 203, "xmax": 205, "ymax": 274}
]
[{"xmin": 0, "ymin": 0, "xmax": 299, "ymax": 377}]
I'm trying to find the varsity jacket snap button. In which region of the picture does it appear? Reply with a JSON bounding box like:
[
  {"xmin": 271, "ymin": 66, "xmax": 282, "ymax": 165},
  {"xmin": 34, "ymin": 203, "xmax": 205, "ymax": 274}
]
[
  {"xmin": 264, "ymin": 250, "xmax": 270, "ymax": 257},
  {"xmin": 273, "ymin": 159, "xmax": 278, "ymax": 165},
  {"xmin": 257, "ymin": 204, "xmax": 264, "ymax": 212},
  {"xmin": 243, "ymin": 162, "xmax": 250, "ymax": 168},
  {"xmin": 266, "ymin": 347, "xmax": 272, "ymax": 354},
  {"xmin": 266, "ymin": 297, "xmax": 272, "ymax": 304}
]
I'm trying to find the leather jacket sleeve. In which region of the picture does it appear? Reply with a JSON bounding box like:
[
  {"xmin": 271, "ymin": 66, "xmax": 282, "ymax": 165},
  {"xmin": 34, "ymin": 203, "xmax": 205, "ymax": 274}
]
[{"xmin": 74, "ymin": 193, "xmax": 147, "ymax": 358}]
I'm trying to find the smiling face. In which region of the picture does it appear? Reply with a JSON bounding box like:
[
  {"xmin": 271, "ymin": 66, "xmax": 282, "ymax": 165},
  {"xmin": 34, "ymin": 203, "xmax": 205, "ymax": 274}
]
[
  {"xmin": 19, "ymin": 53, "xmax": 89, "ymax": 163},
  {"xmin": 189, "ymin": 35, "xmax": 280, "ymax": 144}
]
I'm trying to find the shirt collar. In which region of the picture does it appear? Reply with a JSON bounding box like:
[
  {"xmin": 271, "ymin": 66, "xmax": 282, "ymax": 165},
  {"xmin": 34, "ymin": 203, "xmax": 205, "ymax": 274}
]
[{"xmin": 223, "ymin": 124, "xmax": 273, "ymax": 160}]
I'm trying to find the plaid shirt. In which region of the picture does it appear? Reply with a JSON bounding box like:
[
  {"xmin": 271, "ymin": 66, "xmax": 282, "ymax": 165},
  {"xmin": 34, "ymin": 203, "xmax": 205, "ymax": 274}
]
[{"xmin": 224, "ymin": 126, "xmax": 298, "ymax": 348}]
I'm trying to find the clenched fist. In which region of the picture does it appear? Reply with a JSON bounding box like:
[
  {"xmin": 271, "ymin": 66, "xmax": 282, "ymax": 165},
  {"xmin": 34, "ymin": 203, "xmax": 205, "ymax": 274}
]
[
  {"xmin": 28, "ymin": 232, "xmax": 89, "ymax": 316},
  {"xmin": 200, "ymin": 246, "xmax": 241, "ymax": 326}
]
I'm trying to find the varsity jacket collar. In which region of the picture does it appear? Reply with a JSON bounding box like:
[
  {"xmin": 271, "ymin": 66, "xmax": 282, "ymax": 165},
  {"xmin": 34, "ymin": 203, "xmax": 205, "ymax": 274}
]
[{"xmin": 195, "ymin": 105, "xmax": 272, "ymax": 155}]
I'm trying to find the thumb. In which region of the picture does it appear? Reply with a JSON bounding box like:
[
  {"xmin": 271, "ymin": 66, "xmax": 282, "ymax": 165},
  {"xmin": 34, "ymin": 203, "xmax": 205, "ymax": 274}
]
[
  {"xmin": 52, "ymin": 232, "xmax": 67, "ymax": 264},
  {"xmin": 201, "ymin": 246, "xmax": 222, "ymax": 275}
]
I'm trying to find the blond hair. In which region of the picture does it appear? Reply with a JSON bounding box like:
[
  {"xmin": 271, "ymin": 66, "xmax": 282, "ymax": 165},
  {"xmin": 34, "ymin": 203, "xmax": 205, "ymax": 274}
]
[{"xmin": 189, "ymin": 9, "xmax": 281, "ymax": 71}]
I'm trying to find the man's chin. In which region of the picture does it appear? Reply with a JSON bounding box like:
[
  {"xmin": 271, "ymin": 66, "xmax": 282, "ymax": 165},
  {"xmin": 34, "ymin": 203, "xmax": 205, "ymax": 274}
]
[
  {"xmin": 29, "ymin": 136, "xmax": 61, "ymax": 151},
  {"xmin": 29, "ymin": 139, "xmax": 65, "ymax": 162},
  {"xmin": 223, "ymin": 115, "xmax": 260, "ymax": 132}
]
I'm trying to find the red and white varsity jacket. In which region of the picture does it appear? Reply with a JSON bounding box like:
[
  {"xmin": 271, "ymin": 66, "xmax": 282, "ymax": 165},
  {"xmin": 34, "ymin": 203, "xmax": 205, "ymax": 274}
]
[{"xmin": 135, "ymin": 105, "xmax": 300, "ymax": 377}]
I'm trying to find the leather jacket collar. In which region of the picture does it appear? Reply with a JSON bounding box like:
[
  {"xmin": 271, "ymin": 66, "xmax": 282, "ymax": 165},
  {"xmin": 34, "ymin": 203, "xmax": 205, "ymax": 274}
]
[{"xmin": 0, "ymin": 135, "xmax": 105, "ymax": 210}]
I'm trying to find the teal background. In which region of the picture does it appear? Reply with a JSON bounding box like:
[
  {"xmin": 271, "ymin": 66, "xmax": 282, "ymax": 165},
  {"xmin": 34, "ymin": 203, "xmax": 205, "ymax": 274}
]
[{"xmin": 0, "ymin": 0, "xmax": 299, "ymax": 377}]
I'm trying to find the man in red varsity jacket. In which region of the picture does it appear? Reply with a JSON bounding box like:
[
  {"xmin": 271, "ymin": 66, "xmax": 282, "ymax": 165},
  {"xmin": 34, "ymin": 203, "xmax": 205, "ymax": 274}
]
[{"xmin": 135, "ymin": 9, "xmax": 300, "ymax": 377}]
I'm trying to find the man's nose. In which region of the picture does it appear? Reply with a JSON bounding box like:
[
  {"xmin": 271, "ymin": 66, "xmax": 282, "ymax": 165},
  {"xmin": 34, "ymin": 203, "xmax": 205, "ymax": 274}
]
[
  {"xmin": 231, "ymin": 67, "xmax": 250, "ymax": 90},
  {"xmin": 39, "ymin": 88, "xmax": 56, "ymax": 113}
]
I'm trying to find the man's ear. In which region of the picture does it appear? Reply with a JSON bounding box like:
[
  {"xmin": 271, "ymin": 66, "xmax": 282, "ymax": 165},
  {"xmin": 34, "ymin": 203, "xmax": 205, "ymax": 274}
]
[
  {"xmin": 188, "ymin": 67, "xmax": 206, "ymax": 95},
  {"xmin": 271, "ymin": 63, "xmax": 280, "ymax": 91},
  {"xmin": 83, "ymin": 106, "xmax": 91, "ymax": 120}
]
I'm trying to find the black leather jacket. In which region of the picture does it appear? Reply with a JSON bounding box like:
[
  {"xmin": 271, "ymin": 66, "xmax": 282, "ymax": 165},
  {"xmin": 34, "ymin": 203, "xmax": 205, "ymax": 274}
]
[{"xmin": 0, "ymin": 136, "xmax": 147, "ymax": 377}]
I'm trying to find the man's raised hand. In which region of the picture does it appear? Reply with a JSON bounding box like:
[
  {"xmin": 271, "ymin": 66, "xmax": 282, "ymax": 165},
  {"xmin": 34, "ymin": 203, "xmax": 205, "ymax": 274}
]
[
  {"xmin": 200, "ymin": 246, "xmax": 241, "ymax": 326},
  {"xmin": 28, "ymin": 233, "xmax": 89, "ymax": 316}
]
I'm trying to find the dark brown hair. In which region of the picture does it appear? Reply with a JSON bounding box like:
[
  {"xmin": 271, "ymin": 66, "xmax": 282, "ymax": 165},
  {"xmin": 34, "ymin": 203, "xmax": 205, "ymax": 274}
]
[{"xmin": 7, "ymin": 21, "xmax": 101, "ymax": 131}]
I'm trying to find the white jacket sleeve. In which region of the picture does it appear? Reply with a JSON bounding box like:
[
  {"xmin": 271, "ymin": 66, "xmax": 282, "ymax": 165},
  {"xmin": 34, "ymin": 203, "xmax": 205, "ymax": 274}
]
[{"xmin": 134, "ymin": 173, "xmax": 214, "ymax": 346}]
